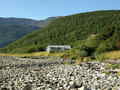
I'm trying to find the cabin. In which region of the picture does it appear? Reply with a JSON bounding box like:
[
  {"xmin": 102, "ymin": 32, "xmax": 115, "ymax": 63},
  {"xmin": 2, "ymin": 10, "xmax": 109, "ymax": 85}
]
[{"xmin": 46, "ymin": 45, "xmax": 71, "ymax": 53}]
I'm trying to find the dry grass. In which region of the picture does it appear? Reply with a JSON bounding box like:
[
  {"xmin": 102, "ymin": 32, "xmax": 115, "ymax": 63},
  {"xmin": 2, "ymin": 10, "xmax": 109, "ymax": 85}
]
[
  {"xmin": 0, "ymin": 52, "xmax": 64, "ymax": 57},
  {"xmin": 1, "ymin": 50, "xmax": 120, "ymax": 61},
  {"xmin": 75, "ymin": 57, "xmax": 91, "ymax": 64},
  {"xmin": 75, "ymin": 58, "xmax": 82, "ymax": 64},
  {"xmin": 103, "ymin": 50, "xmax": 120, "ymax": 60}
]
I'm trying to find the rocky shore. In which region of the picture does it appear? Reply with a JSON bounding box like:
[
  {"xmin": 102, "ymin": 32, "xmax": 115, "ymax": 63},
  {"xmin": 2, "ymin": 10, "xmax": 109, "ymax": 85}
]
[{"xmin": 0, "ymin": 56, "xmax": 120, "ymax": 90}]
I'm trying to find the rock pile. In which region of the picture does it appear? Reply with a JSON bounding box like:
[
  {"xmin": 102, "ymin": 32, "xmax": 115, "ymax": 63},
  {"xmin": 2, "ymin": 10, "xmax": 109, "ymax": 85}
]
[{"xmin": 0, "ymin": 56, "xmax": 120, "ymax": 90}]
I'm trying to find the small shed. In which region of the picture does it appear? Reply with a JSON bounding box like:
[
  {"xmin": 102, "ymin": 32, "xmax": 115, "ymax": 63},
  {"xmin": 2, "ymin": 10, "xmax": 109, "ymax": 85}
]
[{"xmin": 46, "ymin": 45, "xmax": 71, "ymax": 53}]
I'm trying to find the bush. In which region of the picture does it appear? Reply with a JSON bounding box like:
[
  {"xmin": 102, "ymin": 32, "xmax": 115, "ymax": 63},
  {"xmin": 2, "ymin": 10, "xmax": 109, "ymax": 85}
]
[
  {"xmin": 71, "ymin": 55, "xmax": 78, "ymax": 60},
  {"xmin": 84, "ymin": 35, "xmax": 100, "ymax": 49},
  {"xmin": 0, "ymin": 48, "xmax": 7, "ymax": 53},
  {"xmin": 75, "ymin": 58, "xmax": 83, "ymax": 64},
  {"xmin": 95, "ymin": 54, "xmax": 105, "ymax": 62},
  {"xmin": 107, "ymin": 64, "xmax": 120, "ymax": 69},
  {"xmin": 79, "ymin": 50, "xmax": 88, "ymax": 57},
  {"xmin": 96, "ymin": 40, "xmax": 114, "ymax": 54}
]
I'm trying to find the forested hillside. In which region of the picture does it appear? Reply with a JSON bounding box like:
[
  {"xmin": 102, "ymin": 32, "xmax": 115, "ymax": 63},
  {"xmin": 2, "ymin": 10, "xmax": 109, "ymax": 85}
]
[
  {"xmin": 0, "ymin": 17, "xmax": 56, "ymax": 47},
  {"xmin": 2, "ymin": 10, "xmax": 120, "ymax": 55}
]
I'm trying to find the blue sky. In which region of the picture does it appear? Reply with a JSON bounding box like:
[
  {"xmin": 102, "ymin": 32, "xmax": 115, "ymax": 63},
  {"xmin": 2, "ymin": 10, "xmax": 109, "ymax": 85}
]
[{"xmin": 0, "ymin": 0, "xmax": 120, "ymax": 20}]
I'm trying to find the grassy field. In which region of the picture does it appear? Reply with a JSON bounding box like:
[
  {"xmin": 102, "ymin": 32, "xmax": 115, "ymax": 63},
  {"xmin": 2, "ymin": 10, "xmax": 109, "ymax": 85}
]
[
  {"xmin": 1, "ymin": 50, "xmax": 120, "ymax": 61},
  {"xmin": 103, "ymin": 50, "xmax": 120, "ymax": 60},
  {"xmin": 0, "ymin": 52, "xmax": 64, "ymax": 57}
]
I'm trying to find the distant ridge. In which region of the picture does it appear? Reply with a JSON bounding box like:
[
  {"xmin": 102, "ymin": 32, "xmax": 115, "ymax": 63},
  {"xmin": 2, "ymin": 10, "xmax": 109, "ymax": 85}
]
[{"xmin": 0, "ymin": 17, "xmax": 57, "ymax": 47}]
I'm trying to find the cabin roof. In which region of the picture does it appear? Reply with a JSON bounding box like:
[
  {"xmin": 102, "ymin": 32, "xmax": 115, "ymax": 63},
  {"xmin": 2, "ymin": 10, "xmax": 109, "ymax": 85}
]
[{"xmin": 47, "ymin": 45, "xmax": 71, "ymax": 48}]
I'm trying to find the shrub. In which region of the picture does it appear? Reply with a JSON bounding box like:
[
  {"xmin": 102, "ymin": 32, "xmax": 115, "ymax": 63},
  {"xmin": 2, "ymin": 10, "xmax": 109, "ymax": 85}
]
[
  {"xmin": 79, "ymin": 50, "xmax": 88, "ymax": 57},
  {"xmin": 71, "ymin": 55, "xmax": 78, "ymax": 60},
  {"xmin": 95, "ymin": 54, "xmax": 105, "ymax": 62},
  {"xmin": 95, "ymin": 40, "xmax": 114, "ymax": 54},
  {"xmin": 0, "ymin": 48, "xmax": 7, "ymax": 53},
  {"xmin": 75, "ymin": 59, "xmax": 81, "ymax": 64},
  {"xmin": 106, "ymin": 64, "xmax": 120, "ymax": 69},
  {"xmin": 84, "ymin": 35, "xmax": 100, "ymax": 49}
]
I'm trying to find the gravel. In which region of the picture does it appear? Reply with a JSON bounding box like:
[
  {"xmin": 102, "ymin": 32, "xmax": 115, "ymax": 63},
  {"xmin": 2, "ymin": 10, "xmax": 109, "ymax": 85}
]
[{"xmin": 0, "ymin": 56, "xmax": 120, "ymax": 90}]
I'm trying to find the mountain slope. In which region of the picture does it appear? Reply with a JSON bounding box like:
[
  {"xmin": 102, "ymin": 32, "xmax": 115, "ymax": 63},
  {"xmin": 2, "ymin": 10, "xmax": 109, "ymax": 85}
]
[
  {"xmin": 0, "ymin": 17, "xmax": 56, "ymax": 47},
  {"xmin": 2, "ymin": 10, "xmax": 120, "ymax": 54}
]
